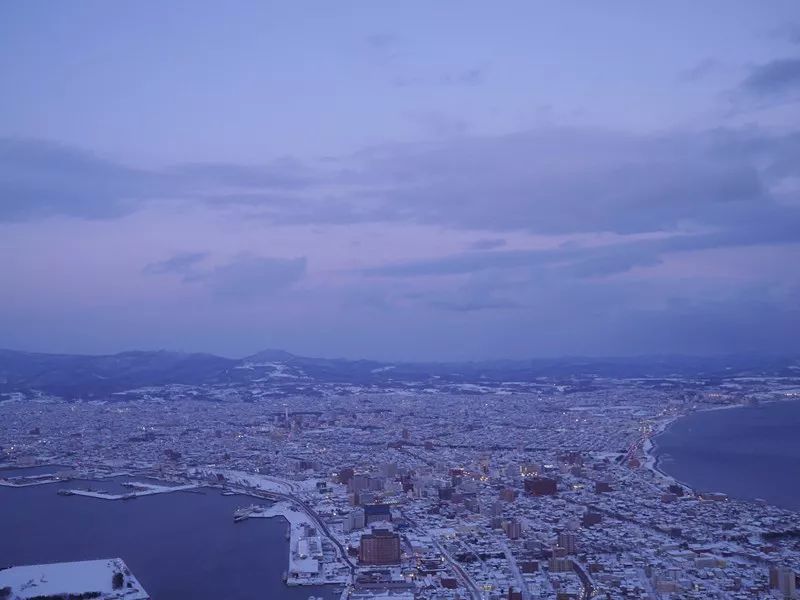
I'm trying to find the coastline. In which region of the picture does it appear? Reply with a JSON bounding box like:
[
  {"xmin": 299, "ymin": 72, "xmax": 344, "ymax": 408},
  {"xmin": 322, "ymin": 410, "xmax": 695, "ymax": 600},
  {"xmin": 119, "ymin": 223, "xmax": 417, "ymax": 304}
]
[
  {"xmin": 644, "ymin": 397, "xmax": 800, "ymax": 504},
  {"xmin": 0, "ymin": 470, "xmax": 341, "ymax": 600},
  {"xmin": 644, "ymin": 402, "xmax": 764, "ymax": 492},
  {"xmin": 642, "ymin": 413, "xmax": 690, "ymax": 490}
]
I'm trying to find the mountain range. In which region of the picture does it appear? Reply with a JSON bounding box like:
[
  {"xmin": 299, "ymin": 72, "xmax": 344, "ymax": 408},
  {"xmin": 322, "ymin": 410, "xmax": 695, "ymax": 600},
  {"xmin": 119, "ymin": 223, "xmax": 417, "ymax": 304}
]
[{"xmin": 1, "ymin": 348, "xmax": 798, "ymax": 400}]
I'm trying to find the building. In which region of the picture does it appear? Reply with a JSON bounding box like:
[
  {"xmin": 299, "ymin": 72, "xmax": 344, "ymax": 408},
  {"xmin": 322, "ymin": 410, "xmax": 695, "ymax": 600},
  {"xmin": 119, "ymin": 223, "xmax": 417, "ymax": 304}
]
[
  {"xmin": 364, "ymin": 503, "xmax": 392, "ymax": 525},
  {"xmin": 500, "ymin": 488, "xmax": 517, "ymax": 502},
  {"xmin": 557, "ymin": 531, "xmax": 577, "ymax": 554},
  {"xmin": 582, "ymin": 511, "xmax": 602, "ymax": 527},
  {"xmin": 359, "ymin": 529, "xmax": 401, "ymax": 565},
  {"xmin": 464, "ymin": 496, "xmax": 480, "ymax": 513},
  {"xmin": 349, "ymin": 473, "xmax": 371, "ymax": 494},
  {"xmin": 337, "ymin": 467, "xmax": 355, "ymax": 485},
  {"xmin": 594, "ymin": 481, "xmax": 612, "ymax": 493},
  {"xmin": 770, "ymin": 566, "xmax": 797, "ymax": 599},
  {"xmin": 504, "ymin": 519, "xmax": 523, "ymax": 540},
  {"xmin": 524, "ymin": 477, "xmax": 557, "ymax": 496},
  {"xmin": 549, "ymin": 556, "xmax": 572, "ymax": 573},
  {"xmin": 521, "ymin": 560, "xmax": 539, "ymax": 573},
  {"xmin": 344, "ymin": 507, "xmax": 366, "ymax": 532},
  {"xmin": 520, "ymin": 463, "xmax": 542, "ymax": 476}
]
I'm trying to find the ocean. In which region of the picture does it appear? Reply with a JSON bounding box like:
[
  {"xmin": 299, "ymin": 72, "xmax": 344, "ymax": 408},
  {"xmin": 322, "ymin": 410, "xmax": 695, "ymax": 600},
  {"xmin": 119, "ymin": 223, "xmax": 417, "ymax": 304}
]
[
  {"xmin": 654, "ymin": 399, "xmax": 800, "ymax": 511},
  {"xmin": 0, "ymin": 474, "xmax": 339, "ymax": 599}
]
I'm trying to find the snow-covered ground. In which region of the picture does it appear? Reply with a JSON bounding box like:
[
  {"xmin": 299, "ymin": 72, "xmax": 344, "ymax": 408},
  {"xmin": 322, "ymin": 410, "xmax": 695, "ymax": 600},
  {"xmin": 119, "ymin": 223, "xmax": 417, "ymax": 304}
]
[
  {"xmin": 247, "ymin": 501, "xmax": 349, "ymax": 587},
  {"xmin": 198, "ymin": 468, "xmax": 322, "ymax": 494},
  {"xmin": 0, "ymin": 558, "xmax": 149, "ymax": 599},
  {"xmin": 250, "ymin": 501, "xmax": 320, "ymax": 576},
  {"xmin": 0, "ymin": 475, "xmax": 66, "ymax": 488},
  {"xmin": 62, "ymin": 481, "xmax": 198, "ymax": 500}
]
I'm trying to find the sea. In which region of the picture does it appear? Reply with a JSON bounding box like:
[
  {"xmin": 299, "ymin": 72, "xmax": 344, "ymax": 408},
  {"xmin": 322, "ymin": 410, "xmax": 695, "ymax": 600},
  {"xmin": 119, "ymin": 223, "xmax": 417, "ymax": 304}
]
[
  {"xmin": 0, "ymin": 473, "xmax": 339, "ymax": 600},
  {"xmin": 654, "ymin": 399, "xmax": 800, "ymax": 511}
]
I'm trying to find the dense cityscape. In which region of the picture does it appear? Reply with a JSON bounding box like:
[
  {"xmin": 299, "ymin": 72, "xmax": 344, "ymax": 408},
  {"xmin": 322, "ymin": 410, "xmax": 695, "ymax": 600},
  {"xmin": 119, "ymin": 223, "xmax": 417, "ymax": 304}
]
[
  {"xmin": 2, "ymin": 2, "xmax": 800, "ymax": 599},
  {"xmin": 2, "ymin": 355, "xmax": 799, "ymax": 599}
]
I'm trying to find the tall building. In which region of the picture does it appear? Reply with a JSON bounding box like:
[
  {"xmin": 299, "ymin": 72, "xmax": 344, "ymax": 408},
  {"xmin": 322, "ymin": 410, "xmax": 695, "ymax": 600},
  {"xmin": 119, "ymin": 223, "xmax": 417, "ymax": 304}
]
[
  {"xmin": 349, "ymin": 474, "xmax": 370, "ymax": 494},
  {"xmin": 770, "ymin": 566, "xmax": 797, "ymax": 599},
  {"xmin": 359, "ymin": 529, "xmax": 401, "ymax": 565},
  {"xmin": 548, "ymin": 556, "xmax": 572, "ymax": 573},
  {"xmin": 344, "ymin": 507, "xmax": 366, "ymax": 532},
  {"xmin": 504, "ymin": 519, "xmax": 523, "ymax": 540},
  {"xmin": 557, "ymin": 531, "xmax": 577, "ymax": 554}
]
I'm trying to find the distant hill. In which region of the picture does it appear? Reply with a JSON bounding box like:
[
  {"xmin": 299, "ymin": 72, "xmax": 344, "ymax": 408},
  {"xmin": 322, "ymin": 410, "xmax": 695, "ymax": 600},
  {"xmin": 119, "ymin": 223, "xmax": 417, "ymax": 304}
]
[
  {"xmin": 0, "ymin": 348, "xmax": 797, "ymax": 400},
  {"xmin": 0, "ymin": 349, "xmax": 236, "ymax": 398}
]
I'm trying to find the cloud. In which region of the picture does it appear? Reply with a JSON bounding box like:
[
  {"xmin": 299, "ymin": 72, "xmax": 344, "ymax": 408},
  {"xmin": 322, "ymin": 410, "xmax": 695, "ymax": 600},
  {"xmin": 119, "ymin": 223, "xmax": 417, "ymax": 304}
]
[
  {"xmin": 741, "ymin": 57, "xmax": 800, "ymax": 95},
  {"xmin": 468, "ymin": 238, "xmax": 506, "ymax": 251},
  {"xmin": 0, "ymin": 138, "xmax": 168, "ymax": 221},
  {"xmin": 4, "ymin": 126, "xmax": 800, "ymax": 270},
  {"xmin": 364, "ymin": 219, "xmax": 800, "ymax": 280},
  {"xmin": 190, "ymin": 255, "xmax": 307, "ymax": 299},
  {"xmin": 143, "ymin": 252, "xmax": 208, "ymax": 277},
  {"xmin": 144, "ymin": 252, "xmax": 307, "ymax": 298},
  {"xmin": 354, "ymin": 128, "xmax": 784, "ymax": 236},
  {"xmin": 0, "ymin": 138, "xmax": 320, "ymax": 222}
]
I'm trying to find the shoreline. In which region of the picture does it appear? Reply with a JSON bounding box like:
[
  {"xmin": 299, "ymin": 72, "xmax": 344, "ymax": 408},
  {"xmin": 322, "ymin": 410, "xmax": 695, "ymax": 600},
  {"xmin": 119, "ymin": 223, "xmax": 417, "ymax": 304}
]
[
  {"xmin": 243, "ymin": 501, "xmax": 349, "ymax": 588},
  {"xmin": 644, "ymin": 397, "xmax": 800, "ymax": 503},
  {"xmin": 1, "ymin": 466, "xmax": 348, "ymax": 593},
  {"xmin": 0, "ymin": 471, "xmax": 343, "ymax": 599},
  {"xmin": 642, "ymin": 413, "xmax": 692, "ymax": 491}
]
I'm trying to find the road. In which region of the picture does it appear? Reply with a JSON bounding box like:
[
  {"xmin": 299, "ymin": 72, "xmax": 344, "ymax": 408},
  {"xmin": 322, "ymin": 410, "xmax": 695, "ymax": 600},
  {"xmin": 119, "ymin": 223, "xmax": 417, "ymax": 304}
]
[
  {"xmin": 401, "ymin": 509, "xmax": 482, "ymax": 600},
  {"xmin": 571, "ymin": 559, "xmax": 595, "ymax": 600},
  {"xmin": 500, "ymin": 540, "xmax": 529, "ymax": 600}
]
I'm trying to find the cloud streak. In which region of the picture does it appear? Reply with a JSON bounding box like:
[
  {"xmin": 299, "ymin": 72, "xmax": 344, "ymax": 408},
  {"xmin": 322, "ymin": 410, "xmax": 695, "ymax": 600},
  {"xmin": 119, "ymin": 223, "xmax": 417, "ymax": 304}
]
[
  {"xmin": 741, "ymin": 57, "xmax": 800, "ymax": 95},
  {"xmin": 0, "ymin": 138, "xmax": 321, "ymax": 222},
  {"xmin": 144, "ymin": 253, "xmax": 307, "ymax": 299},
  {"xmin": 143, "ymin": 252, "xmax": 209, "ymax": 277}
]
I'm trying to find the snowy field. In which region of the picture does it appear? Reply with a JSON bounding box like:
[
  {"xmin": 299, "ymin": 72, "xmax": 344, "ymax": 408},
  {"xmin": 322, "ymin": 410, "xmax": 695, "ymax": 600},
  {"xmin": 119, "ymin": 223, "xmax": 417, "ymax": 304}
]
[{"xmin": 0, "ymin": 558, "xmax": 149, "ymax": 599}]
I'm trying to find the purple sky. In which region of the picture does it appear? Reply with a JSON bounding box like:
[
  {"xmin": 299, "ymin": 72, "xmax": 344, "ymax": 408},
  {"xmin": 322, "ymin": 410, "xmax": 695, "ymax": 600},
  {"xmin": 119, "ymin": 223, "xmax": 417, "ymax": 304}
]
[{"xmin": 1, "ymin": 2, "xmax": 799, "ymax": 360}]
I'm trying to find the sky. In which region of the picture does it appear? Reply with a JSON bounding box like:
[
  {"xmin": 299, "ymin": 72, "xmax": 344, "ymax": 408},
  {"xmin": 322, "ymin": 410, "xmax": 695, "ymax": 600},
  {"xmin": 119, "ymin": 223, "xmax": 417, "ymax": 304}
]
[{"xmin": 1, "ymin": 1, "xmax": 799, "ymax": 360}]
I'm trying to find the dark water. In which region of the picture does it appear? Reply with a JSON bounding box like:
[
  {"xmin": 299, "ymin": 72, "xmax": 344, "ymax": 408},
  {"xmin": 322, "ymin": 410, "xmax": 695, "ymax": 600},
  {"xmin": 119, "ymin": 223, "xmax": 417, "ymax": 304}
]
[
  {"xmin": 0, "ymin": 475, "xmax": 338, "ymax": 600},
  {"xmin": 655, "ymin": 400, "xmax": 800, "ymax": 511}
]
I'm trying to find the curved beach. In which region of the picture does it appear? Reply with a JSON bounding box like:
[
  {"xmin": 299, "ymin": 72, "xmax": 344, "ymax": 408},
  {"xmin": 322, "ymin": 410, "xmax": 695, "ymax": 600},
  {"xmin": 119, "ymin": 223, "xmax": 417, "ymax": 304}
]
[{"xmin": 646, "ymin": 399, "xmax": 800, "ymax": 510}]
